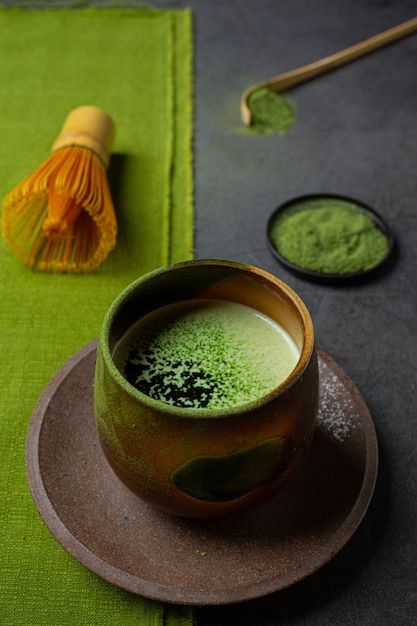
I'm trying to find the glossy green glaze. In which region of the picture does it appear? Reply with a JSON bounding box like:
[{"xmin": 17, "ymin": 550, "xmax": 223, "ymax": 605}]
[{"xmin": 171, "ymin": 437, "xmax": 289, "ymax": 501}]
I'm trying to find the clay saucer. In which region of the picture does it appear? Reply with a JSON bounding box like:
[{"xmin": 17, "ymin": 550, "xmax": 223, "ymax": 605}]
[{"xmin": 25, "ymin": 340, "xmax": 378, "ymax": 605}]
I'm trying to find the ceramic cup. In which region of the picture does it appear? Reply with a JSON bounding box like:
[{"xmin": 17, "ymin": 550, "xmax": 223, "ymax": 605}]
[{"xmin": 94, "ymin": 259, "xmax": 319, "ymax": 518}]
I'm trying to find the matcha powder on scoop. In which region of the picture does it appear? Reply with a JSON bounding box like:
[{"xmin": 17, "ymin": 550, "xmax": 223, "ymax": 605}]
[{"xmin": 247, "ymin": 88, "xmax": 296, "ymax": 135}]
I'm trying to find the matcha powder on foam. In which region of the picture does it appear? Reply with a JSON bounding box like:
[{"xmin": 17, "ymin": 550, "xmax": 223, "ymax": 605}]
[
  {"xmin": 269, "ymin": 197, "xmax": 390, "ymax": 275},
  {"xmin": 115, "ymin": 300, "xmax": 299, "ymax": 410}
]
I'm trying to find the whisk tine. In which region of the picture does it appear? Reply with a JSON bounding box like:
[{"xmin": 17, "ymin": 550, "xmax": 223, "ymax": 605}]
[{"xmin": 1, "ymin": 106, "xmax": 117, "ymax": 273}]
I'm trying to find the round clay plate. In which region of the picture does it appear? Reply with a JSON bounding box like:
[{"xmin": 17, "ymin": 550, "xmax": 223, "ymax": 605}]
[
  {"xmin": 26, "ymin": 339, "xmax": 378, "ymax": 606},
  {"xmin": 267, "ymin": 194, "xmax": 395, "ymax": 284}
]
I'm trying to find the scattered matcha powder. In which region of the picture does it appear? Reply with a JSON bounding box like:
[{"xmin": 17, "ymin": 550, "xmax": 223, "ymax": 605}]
[
  {"xmin": 248, "ymin": 87, "xmax": 296, "ymax": 135},
  {"xmin": 318, "ymin": 358, "xmax": 356, "ymax": 442},
  {"xmin": 121, "ymin": 301, "xmax": 295, "ymax": 410},
  {"xmin": 270, "ymin": 197, "xmax": 389, "ymax": 274}
]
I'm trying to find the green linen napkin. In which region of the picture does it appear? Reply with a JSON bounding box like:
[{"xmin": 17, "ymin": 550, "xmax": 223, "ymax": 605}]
[{"xmin": 0, "ymin": 6, "xmax": 193, "ymax": 625}]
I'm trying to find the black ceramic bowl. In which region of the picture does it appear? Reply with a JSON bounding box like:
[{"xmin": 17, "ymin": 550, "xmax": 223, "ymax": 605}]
[{"xmin": 267, "ymin": 194, "xmax": 395, "ymax": 285}]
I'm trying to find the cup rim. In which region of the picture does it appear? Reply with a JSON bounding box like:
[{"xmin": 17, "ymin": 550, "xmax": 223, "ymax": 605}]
[{"xmin": 99, "ymin": 259, "xmax": 315, "ymax": 419}]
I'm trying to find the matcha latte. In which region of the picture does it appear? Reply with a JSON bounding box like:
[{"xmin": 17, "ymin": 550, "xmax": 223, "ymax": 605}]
[{"xmin": 113, "ymin": 299, "xmax": 300, "ymax": 409}]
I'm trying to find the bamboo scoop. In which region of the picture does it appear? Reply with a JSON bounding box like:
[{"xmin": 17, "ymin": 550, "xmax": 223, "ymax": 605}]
[{"xmin": 241, "ymin": 16, "xmax": 417, "ymax": 125}]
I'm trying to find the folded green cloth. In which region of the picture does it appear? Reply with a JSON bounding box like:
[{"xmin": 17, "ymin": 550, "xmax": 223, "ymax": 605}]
[{"xmin": 0, "ymin": 6, "xmax": 193, "ymax": 625}]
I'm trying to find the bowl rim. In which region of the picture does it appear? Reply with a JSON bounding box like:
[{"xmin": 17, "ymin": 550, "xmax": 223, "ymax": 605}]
[{"xmin": 98, "ymin": 258, "xmax": 317, "ymax": 419}]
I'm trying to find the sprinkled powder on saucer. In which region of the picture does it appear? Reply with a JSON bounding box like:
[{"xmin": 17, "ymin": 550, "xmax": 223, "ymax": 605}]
[{"xmin": 318, "ymin": 358, "xmax": 357, "ymax": 442}]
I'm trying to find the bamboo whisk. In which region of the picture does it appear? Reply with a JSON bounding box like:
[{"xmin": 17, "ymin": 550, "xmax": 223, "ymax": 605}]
[{"xmin": 1, "ymin": 106, "xmax": 117, "ymax": 272}]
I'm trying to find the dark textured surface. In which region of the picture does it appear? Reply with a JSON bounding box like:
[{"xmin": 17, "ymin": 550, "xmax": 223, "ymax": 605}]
[{"xmin": 156, "ymin": 0, "xmax": 416, "ymax": 623}]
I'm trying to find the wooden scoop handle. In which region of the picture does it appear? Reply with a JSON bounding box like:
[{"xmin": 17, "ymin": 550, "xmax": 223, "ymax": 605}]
[
  {"xmin": 241, "ymin": 16, "xmax": 417, "ymax": 125},
  {"xmin": 267, "ymin": 16, "xmax": 417, "ymax": 93}
]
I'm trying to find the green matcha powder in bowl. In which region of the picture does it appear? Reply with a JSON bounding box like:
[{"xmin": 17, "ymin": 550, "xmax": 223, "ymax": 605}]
[{"xmin": 267, "ymin": 195, "xmax": 394, "ymax": 284}]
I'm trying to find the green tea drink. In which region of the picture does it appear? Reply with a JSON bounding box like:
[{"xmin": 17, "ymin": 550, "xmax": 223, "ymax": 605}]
[{"xmin": 113, "ymin": 299, "xmax": 300, "ymax": 410}]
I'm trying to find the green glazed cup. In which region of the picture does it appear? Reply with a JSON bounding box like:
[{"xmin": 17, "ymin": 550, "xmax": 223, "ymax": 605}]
[{"xmin": 94, "ymin": 259, "xmax": 319, "ymax": 518}]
